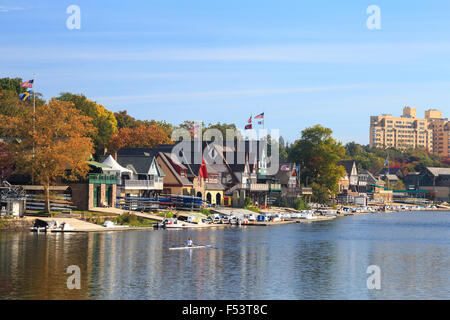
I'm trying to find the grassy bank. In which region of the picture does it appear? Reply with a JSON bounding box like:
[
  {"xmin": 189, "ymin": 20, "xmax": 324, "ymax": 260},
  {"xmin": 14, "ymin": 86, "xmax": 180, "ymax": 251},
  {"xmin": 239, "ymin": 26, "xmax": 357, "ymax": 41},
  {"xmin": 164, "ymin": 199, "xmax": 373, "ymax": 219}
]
[
  {"xmin": 0, "ymin": 217, "xmax": 34, "ymax": 231},
  {"xmin": 113, "ymin": 213, "xmax": 155, "ymax": 227}
]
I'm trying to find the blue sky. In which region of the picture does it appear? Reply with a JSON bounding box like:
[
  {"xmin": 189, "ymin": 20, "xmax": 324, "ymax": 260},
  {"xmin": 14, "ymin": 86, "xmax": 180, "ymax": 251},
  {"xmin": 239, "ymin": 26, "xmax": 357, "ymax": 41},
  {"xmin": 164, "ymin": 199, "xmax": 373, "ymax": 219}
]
[{"xmin": 1, "ymin": 0, "xmax": 450, "ymax": 145}]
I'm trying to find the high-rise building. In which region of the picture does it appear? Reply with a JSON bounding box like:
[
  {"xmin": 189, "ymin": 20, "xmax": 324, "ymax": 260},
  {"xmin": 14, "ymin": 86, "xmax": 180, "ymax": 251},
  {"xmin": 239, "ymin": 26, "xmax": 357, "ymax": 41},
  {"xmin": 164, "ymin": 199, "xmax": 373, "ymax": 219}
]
[
  {"xmin": 369, "ymin": 107, "xmax": 433, "ymax": 151},
  {"xmin": 426, "ymin": 110, "xmax": 450, "ymax": 158}
]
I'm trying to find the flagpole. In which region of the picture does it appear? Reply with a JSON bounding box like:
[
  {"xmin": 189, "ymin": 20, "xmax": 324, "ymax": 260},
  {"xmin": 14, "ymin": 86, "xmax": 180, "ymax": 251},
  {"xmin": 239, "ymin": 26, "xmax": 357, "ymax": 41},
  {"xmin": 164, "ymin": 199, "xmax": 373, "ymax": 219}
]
[
  {"xmin": 32, "ymin": 73, "xmax": 36, "ymax": 185},
  {"xmin": 33, "ymin": 73, "xmax": 36, "ymax": 136},
  {"xmin": 386, "ymin": 151, "xmax": 389, "ymax": 190}
]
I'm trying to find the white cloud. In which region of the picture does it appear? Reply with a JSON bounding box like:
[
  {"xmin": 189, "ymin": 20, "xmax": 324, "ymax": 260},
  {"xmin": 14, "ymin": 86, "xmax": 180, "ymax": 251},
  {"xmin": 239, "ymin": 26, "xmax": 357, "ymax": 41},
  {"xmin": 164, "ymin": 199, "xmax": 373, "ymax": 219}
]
[
  {"xmin": 0, "ymin": 6, "xmax": 24, "ymax": 12},
  {"xmin": 93, "ymin": 83, "xmax": 378, "ymax": 103},
  {"xmin": 2, "ymin": 42, "xmax": 450, "ymax": 64}
]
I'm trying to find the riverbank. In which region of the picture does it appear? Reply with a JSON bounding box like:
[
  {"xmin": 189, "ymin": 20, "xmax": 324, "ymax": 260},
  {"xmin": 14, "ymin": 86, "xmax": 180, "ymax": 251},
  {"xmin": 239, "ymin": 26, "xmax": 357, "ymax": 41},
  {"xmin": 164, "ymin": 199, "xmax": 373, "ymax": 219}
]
[
  {"xmin": 0, "ymin": 217, "xmax": 34, "ymax": 231},
  {"xmin": 2, "ymin": 205, "xmax": 448, "ymax": 233}
]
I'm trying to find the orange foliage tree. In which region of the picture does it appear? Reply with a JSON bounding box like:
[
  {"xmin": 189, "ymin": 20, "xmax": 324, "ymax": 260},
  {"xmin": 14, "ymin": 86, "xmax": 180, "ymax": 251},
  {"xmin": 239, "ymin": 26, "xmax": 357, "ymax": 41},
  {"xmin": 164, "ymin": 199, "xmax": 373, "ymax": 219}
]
[
  {"xmin": 107, "ymin": 125, "xmax": 172, "ymax": 152},
  {"xmin": 0, "ymin": 99, "xmax": 96, "ymax": 212}
]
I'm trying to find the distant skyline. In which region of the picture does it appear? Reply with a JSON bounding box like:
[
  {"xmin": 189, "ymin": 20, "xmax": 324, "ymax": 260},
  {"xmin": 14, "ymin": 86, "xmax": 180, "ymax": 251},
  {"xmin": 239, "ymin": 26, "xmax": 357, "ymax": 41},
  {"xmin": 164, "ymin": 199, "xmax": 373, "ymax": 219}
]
[{"xmin": 1, "ymin": 0, "xmax": 450, "ymax": 145}]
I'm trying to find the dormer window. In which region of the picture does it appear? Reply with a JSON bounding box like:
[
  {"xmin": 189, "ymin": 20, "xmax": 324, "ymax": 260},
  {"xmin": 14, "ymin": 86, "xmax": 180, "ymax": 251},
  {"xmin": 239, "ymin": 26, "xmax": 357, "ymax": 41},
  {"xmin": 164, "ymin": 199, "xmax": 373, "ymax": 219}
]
[{"xmin": 207, "ymin": 174, "xmax": 218, "ymax": 183}]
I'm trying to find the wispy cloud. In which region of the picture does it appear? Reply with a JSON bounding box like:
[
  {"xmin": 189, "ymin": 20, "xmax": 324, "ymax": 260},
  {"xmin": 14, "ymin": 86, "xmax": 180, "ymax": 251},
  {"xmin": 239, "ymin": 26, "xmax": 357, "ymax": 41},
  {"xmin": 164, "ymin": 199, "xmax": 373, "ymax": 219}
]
[
  {"xmin": 93, "ymin": 80, "xmax": 450, "ymax": 105},
  {"xmin": 2, "ymin": 42, "xmax": 450, "ymax": 64},
  {"xmin": 93, "ymin": 83, "xmax": 379, "ymax": 103},
  {"xmin": 0, "ymin": 6, "xmax": 25, "ymax": 13}
]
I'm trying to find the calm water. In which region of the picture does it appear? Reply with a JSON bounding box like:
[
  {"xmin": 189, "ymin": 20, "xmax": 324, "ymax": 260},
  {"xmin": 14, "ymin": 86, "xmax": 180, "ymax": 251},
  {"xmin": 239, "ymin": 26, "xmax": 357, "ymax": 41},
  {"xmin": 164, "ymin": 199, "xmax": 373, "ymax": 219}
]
[{"xmin": 1, "ymin": 211, "xmax": 449, "ymax": 300}]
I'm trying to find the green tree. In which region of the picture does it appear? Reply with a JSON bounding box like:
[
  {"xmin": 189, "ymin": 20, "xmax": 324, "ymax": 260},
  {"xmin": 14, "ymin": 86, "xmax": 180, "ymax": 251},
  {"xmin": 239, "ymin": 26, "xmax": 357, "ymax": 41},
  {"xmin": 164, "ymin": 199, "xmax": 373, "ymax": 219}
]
[
  {"xmin": 114, "ymin": 110, "xmax": 138, "ymax": 129},
  {"xmin": 57, "ymin": 93, "xmax": 117, "ymax": 154},
  {"xmin": 288, "ymin": 125, "xmax": 346, "ymax": 204}
]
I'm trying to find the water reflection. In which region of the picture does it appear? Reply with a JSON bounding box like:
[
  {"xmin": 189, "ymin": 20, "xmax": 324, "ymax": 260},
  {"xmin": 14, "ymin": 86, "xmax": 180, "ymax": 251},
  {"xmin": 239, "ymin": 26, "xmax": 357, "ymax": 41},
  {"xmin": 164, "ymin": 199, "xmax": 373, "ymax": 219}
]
[{"xmin": 0, "ymin": 211, "xmax": 449, "ymax": 299}]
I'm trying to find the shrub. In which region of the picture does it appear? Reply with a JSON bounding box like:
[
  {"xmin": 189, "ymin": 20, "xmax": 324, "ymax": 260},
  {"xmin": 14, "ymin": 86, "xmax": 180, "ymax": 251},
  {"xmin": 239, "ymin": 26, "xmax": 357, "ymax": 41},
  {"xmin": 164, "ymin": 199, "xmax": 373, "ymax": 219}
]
[
  {"xmin": 293, "ymin": 198, "xmax": 309, "ymax": 211},
  {"xmin": 244, "ymin": 197, "xmax": 252, "ymax": 206},
  {"xmin": 244, "ymin": 205, "xmax": 260, "ymax": 213},
  {"xmin": 201, "ymin": 209, "xmax": 212, "ymax": 216},
  {"xmin": 114, "ymin": 213, "xmax": 138, "ymax": 225}
]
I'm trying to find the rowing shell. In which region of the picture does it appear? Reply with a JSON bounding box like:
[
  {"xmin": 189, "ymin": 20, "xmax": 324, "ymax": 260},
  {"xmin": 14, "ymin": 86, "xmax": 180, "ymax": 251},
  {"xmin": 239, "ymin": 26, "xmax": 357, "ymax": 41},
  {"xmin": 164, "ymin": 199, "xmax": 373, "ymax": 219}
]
[{"xmin": 169, "ymin": 245, "xmax": 211, "ymax": 250}]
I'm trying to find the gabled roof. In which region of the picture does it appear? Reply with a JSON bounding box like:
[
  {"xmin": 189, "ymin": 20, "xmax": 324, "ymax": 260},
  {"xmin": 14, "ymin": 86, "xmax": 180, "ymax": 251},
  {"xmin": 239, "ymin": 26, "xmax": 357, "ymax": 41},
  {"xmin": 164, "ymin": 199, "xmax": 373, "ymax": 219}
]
[
  {"xmin": 359, "ymin": 170, "xmax": 377, "ymax": 183},
  {"xmin": 383, "ymin": 174, "xmax": 399, "ymax": 181},
  {"xmin": 426, "ymin": 167, "xmax": 450, "ymax": 176},
  {"xmin": 157, "ymin": 152, "xmax": 192, "ymax": 186},
  {"xmin": 378, "ymin": 167, "xmax": 403, "ymax": 176},
  {"xmin": 115, "ymin": 155, "xmax": 159, "ymax": 175},
  {"xmin": 337, "ymin": 160, "xmax": 357, "ymax": 176},
  {"xmin": 205, "ymin": 183, "xmax": 225, "ymax": 191}
]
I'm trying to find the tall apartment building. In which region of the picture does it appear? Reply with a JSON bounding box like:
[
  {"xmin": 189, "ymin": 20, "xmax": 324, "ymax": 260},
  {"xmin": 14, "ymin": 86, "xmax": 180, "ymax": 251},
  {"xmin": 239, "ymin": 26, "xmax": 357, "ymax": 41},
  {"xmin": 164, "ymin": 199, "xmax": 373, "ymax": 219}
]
[
  {"xmin": 369, "ymin": 107, "xmax": 433, "ymax": 152},
  {"xmin": 426, "ymin": 110, "xmax": 450, "ymax": 158}
]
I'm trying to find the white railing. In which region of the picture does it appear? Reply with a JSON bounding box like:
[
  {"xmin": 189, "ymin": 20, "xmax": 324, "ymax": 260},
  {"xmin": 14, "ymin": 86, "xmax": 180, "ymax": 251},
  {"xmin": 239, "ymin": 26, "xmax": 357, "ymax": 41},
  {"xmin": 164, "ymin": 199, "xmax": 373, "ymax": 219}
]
[
  {"xmin": 249, "ymin": 183, "xmax": 269, "ymax": 191},
  {"xmin": 122, "ymin": 180, "xmax": 155, "ymax": 189}
]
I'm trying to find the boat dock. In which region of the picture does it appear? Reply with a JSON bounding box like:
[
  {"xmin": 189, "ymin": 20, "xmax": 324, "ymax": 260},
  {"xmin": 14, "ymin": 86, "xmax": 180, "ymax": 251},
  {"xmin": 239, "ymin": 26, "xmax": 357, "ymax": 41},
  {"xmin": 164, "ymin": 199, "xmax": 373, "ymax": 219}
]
[{"xmin": 29, "ymin": 217, "xmax": 151, "ymax": 233}]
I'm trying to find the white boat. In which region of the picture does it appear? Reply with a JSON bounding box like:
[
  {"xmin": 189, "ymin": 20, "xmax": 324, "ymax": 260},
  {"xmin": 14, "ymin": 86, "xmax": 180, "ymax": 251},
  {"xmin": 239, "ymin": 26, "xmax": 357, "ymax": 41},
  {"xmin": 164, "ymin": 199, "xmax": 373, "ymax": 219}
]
[
  {"xmin": 299, "ymin": 211, "xmax": 318, "ymax": 220},
  {"xmin": 169, "ymin": 245, "xmax": 211, "ymax": 250}
]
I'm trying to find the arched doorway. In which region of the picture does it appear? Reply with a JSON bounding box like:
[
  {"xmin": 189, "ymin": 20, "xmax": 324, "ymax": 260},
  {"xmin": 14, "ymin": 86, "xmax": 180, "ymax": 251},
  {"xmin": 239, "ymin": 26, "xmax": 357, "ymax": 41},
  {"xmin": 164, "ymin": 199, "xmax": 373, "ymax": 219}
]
[
  {"xmin": 196, "ymin": 191, "xmax": 202, "ymax": 199},
  {"xmin": 206, "ymin": 193, "xmax": 212, "ymax": 204},
  {"xmin": 216, "ymin": 193, "xmax": 221, "ymax": 206}
]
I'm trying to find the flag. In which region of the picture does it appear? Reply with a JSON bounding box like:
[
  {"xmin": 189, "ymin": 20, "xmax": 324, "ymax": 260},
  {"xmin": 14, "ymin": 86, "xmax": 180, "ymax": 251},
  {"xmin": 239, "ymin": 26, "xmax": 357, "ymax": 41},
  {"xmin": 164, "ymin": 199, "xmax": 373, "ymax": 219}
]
[
  {"xmin": 258, "ymin": 120, "xmax": 264, "ymax": 125},
  {"xmin": 247, "ymin": 116, "xmax": 252, "ymax": 124},
  {"xmin": 20, "ymin": 80, "xmax": 33, "ymax": 88},
  {"xmin": 18, "ymin": 91, "xmax": 30, "ymax": 101},
  {"xmin": 244, "ymin": 124, "xmax": 252, "ymax": 130},
  {"xmin": 199, "ymin": 156, "xmax": 208, "ymax": 179},
  {"xmin": 281, "ymin": 164, "xmax": 291, "ymax": 171},
  {"xmin": 384, "ymin": 154, "xmax": 389, "ymax": 167},
  {"xmin": 255, "ymin": 112, "xmax": 264, "ymax": 119}
]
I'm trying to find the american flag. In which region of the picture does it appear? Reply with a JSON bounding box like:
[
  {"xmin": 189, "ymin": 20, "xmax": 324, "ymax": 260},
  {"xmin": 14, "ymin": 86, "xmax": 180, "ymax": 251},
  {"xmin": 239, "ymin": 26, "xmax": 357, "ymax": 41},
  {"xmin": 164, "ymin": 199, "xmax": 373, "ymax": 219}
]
[
  {"xmin": 247, "ymin": 116, "xmax": 252, "ymax": 124},
  {"xmin": 20, "ymin": 80, "xmax": 33, "ymax": 88},
  {"xmin": 255, "ymin": 112, "xmax": 264, "ymax": 119},
  {"xmin": 281, "ymin": 164, "xmax": 291, "ymax": 171}
]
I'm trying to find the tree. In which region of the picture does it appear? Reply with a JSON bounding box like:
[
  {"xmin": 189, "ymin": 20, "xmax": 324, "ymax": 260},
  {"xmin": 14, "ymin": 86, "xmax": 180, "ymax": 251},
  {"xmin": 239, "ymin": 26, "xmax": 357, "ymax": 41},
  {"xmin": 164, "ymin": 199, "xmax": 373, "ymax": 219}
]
[
  {"xmin": 57, "ymin": 93, "xmax": 117, "ymax": 153},
  {"xmin": 288, "ymin": 125, "xmax": 346, "ymax": 203},
  {"xmin": 0, "ymin": 142, "xmax": 14, "ymax": 181},
  {"xmin": 114, "ymin": 110, "xmax": 138, "ymax": 129},
  {"xmin": 114, "ymin": 110, "xmax": 174, "ymax": 138},
  {"xmin": 0, "ymin": 99, "xmax": 96, "ymax": 212},
  {"xmin": 0, "ymin": 78, "xmax": 45, "ymax": 125},
  {"xmin": 107, "ymin": 125, "xmax": 172, "ymax": 152}
]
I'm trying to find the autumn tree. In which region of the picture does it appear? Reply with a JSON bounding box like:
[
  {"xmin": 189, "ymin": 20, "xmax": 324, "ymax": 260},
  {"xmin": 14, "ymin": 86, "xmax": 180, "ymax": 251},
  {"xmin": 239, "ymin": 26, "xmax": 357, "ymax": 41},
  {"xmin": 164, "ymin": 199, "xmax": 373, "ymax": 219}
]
[
  {"xmin": 0, "ymin": 142, "xmax": 13, "ymax": 182},
  {"xmin": 107, "ymin": 125, "xmax": 172, "ymax": 152},
  {"xmin": 288, "ymin": 125, "xmax": 346, "ymax": 203},
  {"xmin": 0, "ymin": 78, "xmax": 45, "ymax": 128},
  {"xmin": 0, "ymin": 99, "xmax": 96, "ymax": 212},
  {"xmin": 57, "ymin": 93, "xmax": 117, "ymax": 154}
]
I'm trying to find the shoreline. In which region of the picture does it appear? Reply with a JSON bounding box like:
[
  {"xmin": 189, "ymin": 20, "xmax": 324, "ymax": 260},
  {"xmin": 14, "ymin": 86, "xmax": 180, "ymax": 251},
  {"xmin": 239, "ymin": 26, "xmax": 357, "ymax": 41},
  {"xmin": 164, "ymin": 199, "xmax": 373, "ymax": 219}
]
[{"xmin": 2, "ymin": 208, "xmax": 448, "ymax": 233}]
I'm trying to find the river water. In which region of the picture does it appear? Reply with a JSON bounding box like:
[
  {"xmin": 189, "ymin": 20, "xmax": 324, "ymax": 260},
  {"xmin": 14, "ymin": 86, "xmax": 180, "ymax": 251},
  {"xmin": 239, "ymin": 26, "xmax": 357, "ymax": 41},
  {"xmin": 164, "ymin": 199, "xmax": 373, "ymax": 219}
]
[{"xmin": 1, "ymin": 211, "xmax": 449, "ymax": 300}]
